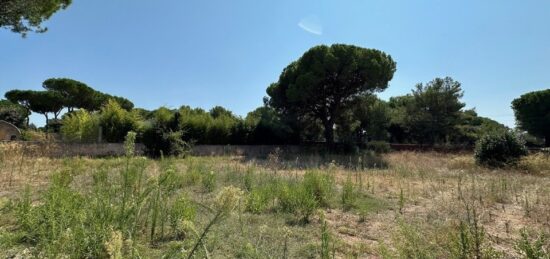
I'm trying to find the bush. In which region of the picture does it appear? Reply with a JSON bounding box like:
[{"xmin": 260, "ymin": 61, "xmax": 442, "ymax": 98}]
[
  {"xmin": 60, "ymin": 109, "xmax": 100, "ymax": 142},
  {"xmin": 277, "ymin": 182, "xmax": 318, "ymax": 223},
  {"xmin": 245, "ymin": 187, "xmax": 272, "ymax": 214},
  {"xmin": 302, "ymin": 170, "xmax": 334, "ymax": 208},
  {"xmin": 99, "ymin": 99, "xmax": 141, "ymax": 143},
  {"xmin": 142, "ymin": 127, "xmax": 189, "ymax": 157},
  {"xmin": 474, "ymin": 132, "xmax": 528, "ymax": 167},
  {"xmin": 366, "ymin": 141, "xmax": 391, "ymax": 154}
]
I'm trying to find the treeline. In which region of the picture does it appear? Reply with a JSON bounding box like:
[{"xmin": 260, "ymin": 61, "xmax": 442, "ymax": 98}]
[
  {"xmin": 1, "ymin": 77, "xmax": 509, "ymax": 149},
  {"xmin": 1, "ymin": 44, "xmax": 548, "ymax": 154},
  {"xmin": 3, "ymin": 78, "xmax": 133, "ymax": 129}
]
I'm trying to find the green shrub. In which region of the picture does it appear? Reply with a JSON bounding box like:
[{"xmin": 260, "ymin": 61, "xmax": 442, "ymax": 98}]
[
  {"xmin": 245, "ymin": 187, "xmax": 272, "ymax": 214},
  {"xmin": 277, "ymin": 182, "xmax": 318, "ymax": 223},
  {"xmin": 302, "ymin": 170, "xmax": 334, "ymax": 208},
  {"xmin": 15, "ymin": 174, "xmax": 109, "ymax": 258},
  {"xmin": 99, "ymin": 99, "xmax": 141, "ymax": 143},
  {"xmin": 474, "ymin": 131, "xmax": 528, "ymax": 167},
  {"xmin": 366, "ymin": 141, "xmax": 391, "ymax": 154},
  {"xmin": 60, "ymin": 109, "xmax": 100, "ymax": 142}
]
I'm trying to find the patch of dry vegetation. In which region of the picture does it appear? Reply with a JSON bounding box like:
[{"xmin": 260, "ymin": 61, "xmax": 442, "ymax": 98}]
[{"xmin": 0, "ymin": 142, "xmax": 549, "ymax": 258}]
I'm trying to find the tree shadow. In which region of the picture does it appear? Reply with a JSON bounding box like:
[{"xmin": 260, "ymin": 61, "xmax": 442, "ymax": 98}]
[{"xmin": 238, "ymin": 148, "xmax": 389, "ymax": 171}]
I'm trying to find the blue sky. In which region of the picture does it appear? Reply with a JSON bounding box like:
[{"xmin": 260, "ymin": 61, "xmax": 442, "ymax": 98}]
[{"xmin": 1, "ymin": 0, "xmax": 549, "ymax": 127}]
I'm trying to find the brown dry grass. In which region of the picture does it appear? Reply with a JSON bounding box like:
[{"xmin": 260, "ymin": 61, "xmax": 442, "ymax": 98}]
[{"xmin": 1, "ymin": 143, "xmax": 549, "ymax": 258}]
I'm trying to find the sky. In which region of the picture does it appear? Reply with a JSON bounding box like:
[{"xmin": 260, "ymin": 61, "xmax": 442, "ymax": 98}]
[{"xmin": 1, "ymin": 0, "xmax": 549, "ymax": 127}]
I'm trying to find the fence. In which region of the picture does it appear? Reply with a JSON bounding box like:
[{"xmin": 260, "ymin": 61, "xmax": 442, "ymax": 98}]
[
  {"xmin": 1, "ymin": 141, "xmax": 545, "ymax": 158},
  {"xmin": 0, "ymin": 141, "xmax": 145, "ymax": 158}
]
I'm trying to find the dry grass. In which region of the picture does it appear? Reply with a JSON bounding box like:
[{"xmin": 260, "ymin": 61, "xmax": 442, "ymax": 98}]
[{"xmin": 1, "ymin": 143, "xmax": 549, "ymax": 258}]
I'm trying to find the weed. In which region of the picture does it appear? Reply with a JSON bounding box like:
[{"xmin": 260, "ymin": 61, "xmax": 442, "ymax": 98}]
[
  {"xmin": 341, "ymin": 176, "xmax": 357, "ymax": 211},
  {"xmin": 515, "ymin": 229, "xmax": 549, "ymax": 259},
  {"xmin": 302, "ymin": 170, "xmax": 334, "ymax": 208},
  {"xmin": 202, "ymin": 171, "xmax": 217, "ymax": 193}
]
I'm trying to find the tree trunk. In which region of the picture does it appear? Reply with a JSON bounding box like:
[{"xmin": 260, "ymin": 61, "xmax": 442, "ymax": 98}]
[
  {"xmin": 323, "ymin": 119, "xmax": 335, "ymax": 148},
  {"xmin": 44, "ymin": 114, "xmax": 49, "ymax": 130}
]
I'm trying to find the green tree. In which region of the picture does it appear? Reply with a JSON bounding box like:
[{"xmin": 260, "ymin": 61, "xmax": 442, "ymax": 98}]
[
  {"xmin": 400, "ymin": 77, "xmax": 465, "ymax": 144},
  {"xmin": 267, "ymin": 44, "xmax": 396, "ymax": 147},
  {"xmin": 351, "ymin": 95, "xmax": 391, "ymax": 143},
  {"xmin": 42, "ymin": 78, "xmax": 98, "ymax": 112},
  {"xmin": 453, "ymin": 109, "xmax": 508, "ymax": 145},
  {"xmin": 5, "ymin": 89, "xmax": 64, "ymax": 125},
  {"xmin": 387, "ymin": 95, "xmax": 415, "ymax": 143},
  {"xmin": 0, "ymin": 99, "xmax": 30, "ymax": 128},
  {"xmin": 245, "ymin": 106, "xmax": 294, "ymax": 144},
  {"xmin": 512, "ymin": 89, "xmax": 550, "ymax": 147},
  {"xmin": 0, "ymin": 0, "xmax": 71, "ymax": 36},
  {"xmin": 209, "ymin": 106, "xmax": 234, "ymax": 119}
]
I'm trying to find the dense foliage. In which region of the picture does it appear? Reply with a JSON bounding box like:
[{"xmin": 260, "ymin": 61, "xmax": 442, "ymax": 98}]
[
  {"xmin": 60, "ymin": 109, "xmax": 100, "ymax": 142},
  {"xmin": 0, "ymin": 0, "xmax": 71, "ymax": 36},
  {"xmin": 0, "ymin": 99, "xmax": 30, "ymax": 128},
  {"xmin": 267, "ymin": 44, "xmax": 396, "ymax": 146},
  {"xmin": 2, "ymin": 44, "xmax": 542, "ymax": 157},
  {"xmin": 474, "ymin": 131, "xmax": 528, "ymax": 167},
  {"xmin": 98, "ymin": 100, "xmax": 141, "ymax": 143},
  {"xmin": 512, "ymin": 89, "xmax": 550, "ymax": 147}
]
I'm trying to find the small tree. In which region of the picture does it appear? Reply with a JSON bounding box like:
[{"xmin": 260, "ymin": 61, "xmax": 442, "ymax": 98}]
[
  {"xmin": 512, "ymin": 89, "xmax": 550, "ymax": 147},
  {"xmin": 474, "ymin": 131, "xmax": 528, "ymax": 168}
]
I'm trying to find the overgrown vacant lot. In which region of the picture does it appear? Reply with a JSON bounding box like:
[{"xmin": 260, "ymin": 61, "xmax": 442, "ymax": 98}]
[{"xmin": 0, "ymin": 145, "xmax": 549, "ymax": 258}]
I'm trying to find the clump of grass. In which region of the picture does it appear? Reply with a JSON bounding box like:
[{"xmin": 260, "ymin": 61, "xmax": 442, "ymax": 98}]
[
  {"xmin": 320, "ymin": 220, "xmax": 334, "ymax": 259},
  {"xmin": 201, "ymin": 171, "xmax": 216, "ymax": 193},
  {"xmin": 184, "ymin": 186, "xmax": 244, "ymax": 258},
  {"xmin": 169, "ymin": 194, "xmax": 196, "ymax": 239},
  {"xmin": 183, "ymin": 158, "xmax": 206, "ymax": 186},
  {"xmin": 515, "ymin": 229, "xmax": 549, "ymax": 259},
  {"xmin": 517, "ymin": 154, "xmax": 550, "ymax": 175},
  {"xmin": 243, "ymin": 167, "xmax": 254, "ymax": 192},
  {"xmin": 245, "ymin": 187, "xmax": 273, "ymax": 214},
  {"xmin": 341, "ymin": 176, "xmax": 357, "ymax": 211},
  {"xmin": 398, "ymin": 188, "xmax": 405, "ymax": 215}
]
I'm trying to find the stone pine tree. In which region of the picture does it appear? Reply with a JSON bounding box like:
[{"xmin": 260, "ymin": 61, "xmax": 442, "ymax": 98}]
[
  {"xmin": 266, "ymin": 44, "xmax": 396, "ymax": 147},
  {"xmin": 512, "ymin": 89, "xmax": 550, "ymax": 147},
  {"xmin": 5, "ymin": 89, "xmax": 64, "ymax": 126},
  {"xmin": 0, "ymin": 0, "xmax": 72, "ymax": 36},
  {"xmin": 42, "ymin": 78, "xmax": 98, "ymax": 112}
]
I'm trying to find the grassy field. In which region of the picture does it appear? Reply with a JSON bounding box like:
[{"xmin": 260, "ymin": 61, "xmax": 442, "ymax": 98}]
[{"xmin": 0, "ymin": 143, "xmax": 549, "ymax": 258}]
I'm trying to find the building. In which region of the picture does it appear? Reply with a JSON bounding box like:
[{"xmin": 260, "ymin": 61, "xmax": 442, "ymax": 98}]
[{"xmin": 0, "ymin": 120, "xmax": 21, "ymax": 141}]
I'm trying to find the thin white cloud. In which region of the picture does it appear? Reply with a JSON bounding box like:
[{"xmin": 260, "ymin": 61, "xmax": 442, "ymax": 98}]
[{"xmin": 298, "ymin": 15, "xmax": 323, "ymax": 35}]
